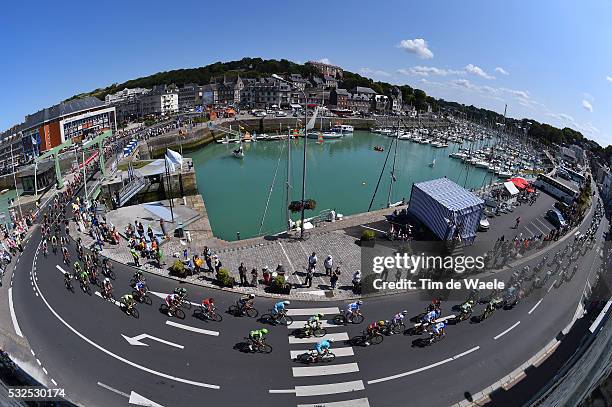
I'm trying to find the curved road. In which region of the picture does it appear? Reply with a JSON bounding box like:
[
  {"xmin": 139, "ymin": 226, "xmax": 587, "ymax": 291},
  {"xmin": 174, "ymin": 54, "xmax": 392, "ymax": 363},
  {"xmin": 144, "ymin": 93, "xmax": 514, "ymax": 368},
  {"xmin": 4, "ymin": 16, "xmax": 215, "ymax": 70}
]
[{"xmin": 10, "ymin": 197, "xmax": 607, "ymax": 407}]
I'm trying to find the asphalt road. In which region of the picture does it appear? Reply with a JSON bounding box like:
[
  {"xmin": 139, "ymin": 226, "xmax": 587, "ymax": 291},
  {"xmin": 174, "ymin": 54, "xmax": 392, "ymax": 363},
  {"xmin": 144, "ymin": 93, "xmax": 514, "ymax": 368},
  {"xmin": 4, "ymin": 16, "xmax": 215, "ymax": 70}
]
[{"xmin": 9, "ymin": 191, "xmax": 607, "ymax": 407}]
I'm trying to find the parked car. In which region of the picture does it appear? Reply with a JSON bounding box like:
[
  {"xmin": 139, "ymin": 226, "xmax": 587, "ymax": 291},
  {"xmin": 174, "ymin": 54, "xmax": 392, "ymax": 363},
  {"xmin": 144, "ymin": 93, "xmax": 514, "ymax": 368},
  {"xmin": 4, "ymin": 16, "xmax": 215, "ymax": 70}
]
[{"xmin": 545, "ymin": 209, "xmax": 567, "ymax": 228}]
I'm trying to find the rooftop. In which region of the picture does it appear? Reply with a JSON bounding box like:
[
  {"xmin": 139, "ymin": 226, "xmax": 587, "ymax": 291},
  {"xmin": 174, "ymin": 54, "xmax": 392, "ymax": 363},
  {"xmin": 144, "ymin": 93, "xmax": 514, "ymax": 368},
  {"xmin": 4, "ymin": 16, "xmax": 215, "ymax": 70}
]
[{"xmin": 413, "ymin": 177, "xmax": 484, "ymax": 211}]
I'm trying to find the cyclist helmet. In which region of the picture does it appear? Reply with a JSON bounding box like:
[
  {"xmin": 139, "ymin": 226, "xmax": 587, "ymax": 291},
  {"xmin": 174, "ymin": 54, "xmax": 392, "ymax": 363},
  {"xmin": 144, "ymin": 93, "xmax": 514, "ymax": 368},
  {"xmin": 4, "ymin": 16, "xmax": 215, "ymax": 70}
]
[
  {"xmin": 208, "ymin": 298, "xmax": 215, "ymax": 303},
  {"xmin": 378, "ymin": 320, "xmax": 385, "ymax": 326},
  {"xmin": 261, "ymin": 328, "xmax": 269, "ymax": 334},
  {"xmin": 401, "ymin": 310, "xmax": 408, "ymax": 316},
  {"xmin": 283, "ymin": 300, "xmax": 290, "ymax": 305},
  {"xmin": 357, "ymin": 300, "xmax": 363, "ymax": 305},
  {"xmin": 104, "ymin": 278, "xmax": 110, "ymax": 284},
  {"xmin": 317, "ymin": 313, "xmax": 324, "ymax": 319},
  {"xmin": 327, "ymin": 338, "xmax": 334, "ymax": 343},
  {"xmin": 249, "ymin": 294, "xmax": 255, "ymax": 299}
]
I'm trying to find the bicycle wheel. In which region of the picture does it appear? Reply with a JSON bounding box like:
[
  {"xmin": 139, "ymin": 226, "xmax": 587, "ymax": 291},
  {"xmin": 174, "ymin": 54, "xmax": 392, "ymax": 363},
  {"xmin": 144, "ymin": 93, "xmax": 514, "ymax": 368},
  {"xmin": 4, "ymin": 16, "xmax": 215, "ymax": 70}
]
[
  {"xmin": 350, "ymin": 314, "xmax": 364, "ymax": 324},
  {"xmin": 108, "ymin": 270, "xmax": 116, "ymax": 280},
  {"xmin": 297, "ymin": 353, "xmax": 312, "ymax": 364},
  {"xmin": 259, "ymin": 343, "xmax": 272, "ymax": 354},
  {"xmin": 142, "ymin": 294, "xmax": 152, "ymax": 306},
  {"xmin": 175, "ymin": 308, "xmax": 186, "ymax": 320},
  {"xmin": 181, "ymin": 299, "xmax": 192, "ymax": 310},
  {"xmin": 333, "ymin": 314, "xmax": 346, "ymax": 325},
  {"xmin": 278, "ymin": 315, "xmax": 293, "ymax": 326},
  {"xmin": 351, "ymin": 335, "xmax": 366, "ymax": 346},
  {"xmin": 261, "ymin": 314, "xmax": 275, "ymax": 324},
  {"xmin": 209, "ymin": 311, "xmax": 222, "ymax": 322},
  {"xmin": 245, "ymin": 308, "xmax": 259, "ymax": 318},
  {"xmin": 130, "ymin": 307, "xmax": 139, "ymax": 319},
  {"xmin": 322, "ymin": 352, "xmax": 336, "ymax": 363},
  {"xmin": 228, "ymin": 305, "xmax": 239, "ymax": 315},
  {"xmin": 313, "ymin": 328, "xmax": 327, "ymax": 338},
  {"xmin": 370, "ymin": 333, "xmax": 383, "ymax": 345},
  {"xmin": 392, "ymin": 322, "xmax": 405, "ymax": 334},
  {"xmin": 160, "ymin": 303, "xmax": 169, "ymax": 314}
]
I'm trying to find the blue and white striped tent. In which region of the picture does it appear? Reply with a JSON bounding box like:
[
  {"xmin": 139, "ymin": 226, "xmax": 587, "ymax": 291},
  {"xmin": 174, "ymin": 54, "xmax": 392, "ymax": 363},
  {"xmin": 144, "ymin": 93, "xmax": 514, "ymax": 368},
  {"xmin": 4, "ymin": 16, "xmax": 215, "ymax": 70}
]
[{"xmin": 408, "ymin": 177, "xmax": 485, "ymax": 244}]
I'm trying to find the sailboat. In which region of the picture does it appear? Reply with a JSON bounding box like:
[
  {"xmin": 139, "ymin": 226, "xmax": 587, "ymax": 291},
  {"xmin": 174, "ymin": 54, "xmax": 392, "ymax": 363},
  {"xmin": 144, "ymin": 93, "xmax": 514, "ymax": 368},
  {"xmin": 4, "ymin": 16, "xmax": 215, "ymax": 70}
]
[
  {"xmin": 232, "ymin": 144, "xmax": 244, "ymax": 158},
  {"xmin": 429, "ymin": 158, "xmax": 436, "ymax": 167}
]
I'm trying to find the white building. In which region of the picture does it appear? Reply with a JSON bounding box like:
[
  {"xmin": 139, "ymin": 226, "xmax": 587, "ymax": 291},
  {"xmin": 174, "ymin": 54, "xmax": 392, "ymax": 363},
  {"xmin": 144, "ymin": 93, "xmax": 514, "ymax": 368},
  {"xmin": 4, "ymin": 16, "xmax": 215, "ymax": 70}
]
[{"xmin": 140, "ymin": 86, "xmax": 178, "ymax": 116}]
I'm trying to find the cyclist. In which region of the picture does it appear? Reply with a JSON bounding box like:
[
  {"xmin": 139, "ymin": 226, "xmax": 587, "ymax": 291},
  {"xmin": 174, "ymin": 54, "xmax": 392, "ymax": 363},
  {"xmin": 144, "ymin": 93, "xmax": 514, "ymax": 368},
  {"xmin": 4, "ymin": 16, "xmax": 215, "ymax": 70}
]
[
  {"xmin": 120, "ymin": 294, "xmax": 135, "ymax": 312},
  {"xmin": 42, "ymin": 240, "xmax": 48, "ymax": 256},
  {"xmin": 238, "ymin": 294, "xmax": 255, "ymax": 312},
  {"xmin": 165, "ymin": 293, "xmax": 181, "ymax": 316},
  {"xmin": 389, "ymin": 310, "xmax": 408, "ymax": 335},
  {"xmin": 50, "ymin": 235, "xmax": 57, "ymax": 254},
  {"xmin": 131, "ymin": 270, "xmax": 144, "ymax": 286},
  {"xmin": 174, "ymin": 287, "xmax": 187, "ymax": 299},
  {"xmin": 305, "ymin": 313, "xmax": 323, "ymax": 335},
  {"xmin": 314, "ymin": 338, "xmax": 333, "ymax": 356},
  {"xmin": 345, "ymin": 300, "xmax": 363, "ymax": 320},
  {"xmin": 102, "ymin": 258, "xmax": 112, "ymax": 275},
  {"xmin": 427, "ymin": 298, "xmax": 442, "ymax": 312},
  {"xmin": 365, "ymin": 320, "xmax": 386, "ymax": 346},
  {"xmin": 248, "ymin": 328, "xmax": 269, "ymax": 351},
  {"xmin": 134, "ymin": 279, "xmax": 147, "ymax": 297},
  {"xmin": 430, "ymin": 321, "xmax": 446, "ymax": 341},
  {"xmin": 102, "ymin": 278, "xmax": 113, "ymax": 298},
  {"xmin": 272, "ymin": 300, "xmax": 290, "ymax": 317},
  {"xmin": 62, "ymin": 246, "xmax": 69, "ymax": 264},
  {"xmin": 422, "ymin": 307, "xmax": 440, "ymax": 324},
  {"xmin": 201, "ymin": 297, "xmax": 215, "ymax": 314},
  {"xmin": 63, "ymin": 272, "xmax": 72, "ymax": 288}
]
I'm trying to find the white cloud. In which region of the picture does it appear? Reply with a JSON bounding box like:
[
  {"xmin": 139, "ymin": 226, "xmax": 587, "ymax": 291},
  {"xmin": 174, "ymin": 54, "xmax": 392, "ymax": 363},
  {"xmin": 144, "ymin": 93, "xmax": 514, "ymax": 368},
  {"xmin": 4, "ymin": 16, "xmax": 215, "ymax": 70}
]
[
  {"xmin": 606, "ymin": 76, "xmax": 612, "ymax": 83},
  {"xmin": 397, "ymin": 39, "xmax": 434, "ymax": 59},
  {"xmin": 494, "ymin": 67, "xmax": 509, "ymax": 75},
  {"xmin": 360, "ymin": 67, "xmax": 391, "ymax": 77},
  {"xmin": 465, "ymin": 64, "xmax": 495, "ymax": 80},
  {"xmin": 398, "ymin": 66, "xmax": 462, "ymax": 77},
  {"xmin": 582, "ymin": 99, "xmax": 593, "ymax": 112},
  {"xmin": 317, "ymin": 58, "xmax": 331, "ymax": 64}
]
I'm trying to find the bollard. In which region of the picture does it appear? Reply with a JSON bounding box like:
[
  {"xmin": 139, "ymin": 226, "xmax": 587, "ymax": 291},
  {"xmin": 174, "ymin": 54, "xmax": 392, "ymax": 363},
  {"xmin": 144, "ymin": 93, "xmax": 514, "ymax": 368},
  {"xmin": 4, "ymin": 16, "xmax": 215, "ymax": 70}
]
[{"xmin": 236, "ymin": 231, "xmax": 241, "ymax": 240}]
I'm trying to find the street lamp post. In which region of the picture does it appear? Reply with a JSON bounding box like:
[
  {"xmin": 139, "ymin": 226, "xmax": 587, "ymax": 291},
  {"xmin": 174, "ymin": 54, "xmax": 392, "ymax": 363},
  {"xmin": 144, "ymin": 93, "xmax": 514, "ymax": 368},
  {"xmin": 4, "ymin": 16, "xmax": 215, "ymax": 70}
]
[{"xmin": 272, "ymin": 74, "xmax": 308, "ymax": 238}]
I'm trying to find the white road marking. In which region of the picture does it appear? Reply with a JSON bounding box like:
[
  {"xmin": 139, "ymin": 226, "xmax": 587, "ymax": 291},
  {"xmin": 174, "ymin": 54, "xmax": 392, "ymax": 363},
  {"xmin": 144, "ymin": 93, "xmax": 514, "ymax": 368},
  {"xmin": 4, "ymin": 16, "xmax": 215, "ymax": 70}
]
[
  {"xmin": 494, "ymin": 321, "xmax": 521, "ymax": 340},
  {"xmin": 36, "ymin": 359, "xmax": 41, "ymax": 366},
  {"xmin": 30, "ymin": 242, "xmax": 220, "ymax": 390},
  {"xmin": 528, "ymin": 299, "xmax": 543, "ymax": 315},
  {"xmin": 149, "ymin": 291, "xmax": 200, "ymax": 307},
  {"xmin": 534, "ymin": 218, "xmax": 551, "ymax": 232},
  {"xmin": 529, "ymin": 221, "xmax": 545, "ymax": 235},
  {"xmin": 94, "ymin": 291, "xmax": 121, "ymax": 307},
  {"xmin": 288, "ymin": 333, "xmax": 349, "ymax": 344},
  {"xmin": 522, "ymin": 225, "xmax": 535, "ymax": 238},
  {"xmin": 548, "ymin": 281, "xmax": 556, "ymax": 293},
  {"xmin": 30, "ymin": 350, "xmax": 35, "ymax": 356},
  {"xmin": 42, "ymin": 367, "xmax": 48, "ymax": 375},
  {"xmin": 453, "ymin": 346, "xmax": 480, "ymax": 359},
  {"xmin": 290, "ymin": 347, "xmax": 354, "ymax": 359},
  {"xmin": 292, "ymin": 362, "xmax": 360, "ymax": 377},
  {"xmin": 277, "ymin": 242, "xmax": 295, "ymax": 272},
  {"xmin": 298, "ymin": 398, "xmax": 370, "ymax": 407},
  {"xmin": 51, "ymin": 379, "xmax": 57, "ymax": 386},
  {"xmin": 122, "ymin": 333, "xmax": 184, "ymax": 349},
  {"xmin": 269, "ymin": 389, "xmax": 296, "ymax": 394},
  {"xmin": 295, "ymin": 380, "xmax": 365, "ymax": 397},
  {"xmin": 56, "ymin": 264, "xmax": 67, "ymax": 275},
  {"xmin": 97, "ymin": 382, "xmax": 129, "ymax": 398},
  {"xmin": 300, "ymin": 290, "xmax": 326, "ymax": 296},
  {"xmin": 413, "ymin": 315, "xmax": 456, "ymax": 327},
  {"xmin": 291, "ymin": 320, "xmax": 336, "ymax": 329},
  {"xmin": 287, "ymin": 307, "xmax": 340, "ymax": 316},
  {"xmin": 8, "ymin": 288, "xmax": 23, "ymax": 337},
  {"xmin": 165, "ymin": 320, "xmax": 219, "ymax": 337},
  {"xmin": 589, "ymin": 299, "xmax": 612, "ymax": 333},
  {"xmin": 367, "ymin": 345, "xmax": 479, "ymax": 384}
]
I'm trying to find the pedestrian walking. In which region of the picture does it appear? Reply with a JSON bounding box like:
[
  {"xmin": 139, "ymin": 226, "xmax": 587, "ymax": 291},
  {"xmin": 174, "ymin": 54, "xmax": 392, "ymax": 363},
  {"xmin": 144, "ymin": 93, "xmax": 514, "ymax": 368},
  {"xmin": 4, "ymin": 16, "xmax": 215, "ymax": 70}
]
[
  {"xmin": 514, "ymin": 216, "xmax": 521, "ymax": 229},
  {"xmin": 330, "ymin": 267, "xmax": 340, "ymax": 289},
  {"xmin": 324, "ymin": 255, "xmax": 333, "ymax": 276},
  {"xmin": 304, "ymin": 266, "xmax": 314, "ymax": 288},
  {"xmin": 239, "ymin": 262, "xmax": 248, "ymax": 286},
  {"xmin": 213, "ymin": 255, "xmax": 222, "ymax": 273},
  {"xmin": 308, "ymin": 252, "xmax": 317, "ymax": 272}
]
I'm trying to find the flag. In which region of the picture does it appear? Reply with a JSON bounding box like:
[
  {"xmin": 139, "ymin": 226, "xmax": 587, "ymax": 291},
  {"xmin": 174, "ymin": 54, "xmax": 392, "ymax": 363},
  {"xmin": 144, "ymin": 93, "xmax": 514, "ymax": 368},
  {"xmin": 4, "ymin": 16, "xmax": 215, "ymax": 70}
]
[
  {"xmin": 31, "ymin": 135, "xmax": 37, "ymax": 145},
  {"xmin": 166, "ymin": 149, "xmax": 183, "ymax": 167},
  {"xmin": 165, "ymin": 155, "xmax": 176, "ymax": 173}
]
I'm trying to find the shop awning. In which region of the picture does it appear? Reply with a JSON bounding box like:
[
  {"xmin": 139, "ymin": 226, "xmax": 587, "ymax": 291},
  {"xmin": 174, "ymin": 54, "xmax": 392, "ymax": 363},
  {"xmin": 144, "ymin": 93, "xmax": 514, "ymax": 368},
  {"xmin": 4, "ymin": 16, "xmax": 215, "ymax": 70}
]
[
  {"xmin": 504, "ymin": 181, "xmax": 520, "ymax": 195},
  {"xmin": 290, "ymin": 104, "xmax": 302, "ymax": 109}
]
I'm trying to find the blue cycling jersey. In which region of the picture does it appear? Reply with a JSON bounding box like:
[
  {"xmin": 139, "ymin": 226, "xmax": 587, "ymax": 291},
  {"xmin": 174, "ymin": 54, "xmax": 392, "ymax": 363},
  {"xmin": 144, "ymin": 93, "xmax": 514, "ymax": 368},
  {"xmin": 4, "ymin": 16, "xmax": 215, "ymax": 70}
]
[
  {"xmin": 348, "ymin": 302, "xmax": 360, "ymax": 311},
  {"xmin": 315, "ymin": 340, "xmax": 330, "ymax": 353},
  {"xmin": 433, "ymin": 322, "xmax": 445, "ymax": 334},
  {"xmin": 424, "ymin": 310, "xmax": 439, "ymax": 323},
  {"xmin": 136, "ymin": 281, "xmax": 145, "ymax": 290},
  {"xmin": 273, "ymin": 302, "xmax": 286, "ymax": 313}
]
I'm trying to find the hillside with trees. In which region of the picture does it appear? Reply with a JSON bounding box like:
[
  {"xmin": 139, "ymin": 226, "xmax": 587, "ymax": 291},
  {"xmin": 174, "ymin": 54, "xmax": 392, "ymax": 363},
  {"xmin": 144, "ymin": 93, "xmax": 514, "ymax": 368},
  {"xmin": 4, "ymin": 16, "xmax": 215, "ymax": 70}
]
[{"xmin": 68, "ymin": 57, "xmax": 610, "ymax": 160}]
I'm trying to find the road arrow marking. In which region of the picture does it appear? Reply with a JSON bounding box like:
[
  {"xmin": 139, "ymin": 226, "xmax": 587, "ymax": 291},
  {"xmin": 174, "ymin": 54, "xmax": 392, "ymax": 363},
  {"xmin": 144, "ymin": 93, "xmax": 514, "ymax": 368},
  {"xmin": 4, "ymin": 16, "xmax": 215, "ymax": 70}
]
[
  {"xmin": 129, "ymin": 391, "xmax": 165, "ymax": 407},
  {"xmin": 98, "ymin": 382, "xmax": 165, "ymax": 406},
  {"xmin": 121, "ymin": 334, "xmax": 184, "ymax": 349}
]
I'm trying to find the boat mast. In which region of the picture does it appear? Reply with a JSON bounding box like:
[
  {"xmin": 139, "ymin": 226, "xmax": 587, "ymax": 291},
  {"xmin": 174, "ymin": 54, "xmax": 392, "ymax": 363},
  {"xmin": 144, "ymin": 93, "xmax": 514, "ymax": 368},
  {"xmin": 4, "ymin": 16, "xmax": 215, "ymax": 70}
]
[
  {"xmin": 285, "ymin": 125, "xmax": 292, "ymax": 230},
  {"xmin": 387, "ymin": 119, "xmax": 400, "ymax": 207}
]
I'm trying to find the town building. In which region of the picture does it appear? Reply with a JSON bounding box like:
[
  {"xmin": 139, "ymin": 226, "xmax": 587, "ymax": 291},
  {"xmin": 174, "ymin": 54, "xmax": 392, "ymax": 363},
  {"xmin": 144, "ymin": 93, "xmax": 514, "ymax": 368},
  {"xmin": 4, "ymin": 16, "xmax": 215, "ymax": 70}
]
[
  {"xmin": 347, "ymin": 86, "xmax": 377, "ymax": 113},
  {"xmin": 305, "ymin": 61, "xmax": 344, "ymax": 79},
  {"xmin": 140, "ymin": 85, "xmax": 179, "ymax": 116},
  {"xmin": 178, "ymin": 83, "xmax": 202, "ymax": 111},
  {"xmin": 372, "ymin": 94, "xmax": 390, "ymax": 112},
  {"xmin": 240, "ymin": 77, "xmax": 291, "ymax": 109},
  {"xmin": 323, "ymin": 75, "xmax": 338, "ymax": 89},
  {"xmin": 330, "ymin": 88, "xmax": 350, "ymax": 110},
  {"xmin": 210, "ymin": 76, "xmax": 244, "ymax": 106},
  {"xmin": 390, "ymin": 86, "xmax": 403, "ymax": 113},
  {"xmin": 105, "ymin": 87, "xmax": 149, "ymax": 122}
]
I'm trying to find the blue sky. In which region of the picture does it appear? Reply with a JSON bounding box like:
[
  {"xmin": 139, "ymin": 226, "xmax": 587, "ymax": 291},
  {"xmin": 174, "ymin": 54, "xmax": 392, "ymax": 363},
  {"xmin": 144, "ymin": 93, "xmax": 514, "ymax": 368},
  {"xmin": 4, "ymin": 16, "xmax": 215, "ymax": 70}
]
[{"xmin": 1, "ymin": 0, "xmax": 611, "ymax": 146}]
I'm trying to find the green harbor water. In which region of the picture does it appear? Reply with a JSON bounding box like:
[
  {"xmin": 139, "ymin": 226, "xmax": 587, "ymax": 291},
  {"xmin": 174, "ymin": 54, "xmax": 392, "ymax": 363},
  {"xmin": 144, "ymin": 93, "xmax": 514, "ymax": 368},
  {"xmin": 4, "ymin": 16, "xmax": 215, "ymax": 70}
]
[{"xmin": 187, "ymin": 131, "xmax": 495, "ymax": 241}]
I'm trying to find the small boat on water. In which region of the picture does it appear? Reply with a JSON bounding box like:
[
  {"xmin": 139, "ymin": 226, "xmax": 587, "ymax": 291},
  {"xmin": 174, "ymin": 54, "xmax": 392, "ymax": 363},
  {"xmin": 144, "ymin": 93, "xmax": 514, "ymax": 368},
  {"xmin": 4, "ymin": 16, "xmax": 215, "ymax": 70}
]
[
  {"xmin": 232, "ymin": 146, "xmax": 244, "ymax": 158},
  {"xmin": 374, "ymin": 146, "xmax": 384, "ymax": 152},
  {"xmin": 429, "ymin": 159, "xmax": 436, "ymax": 167},
  {"xmin": 331, "ymin": 124, "xmax": 354, "ymax": 135},
  {"xmin": 307, "ymin": 132, "xmax": 342, "ymax": 139}
]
